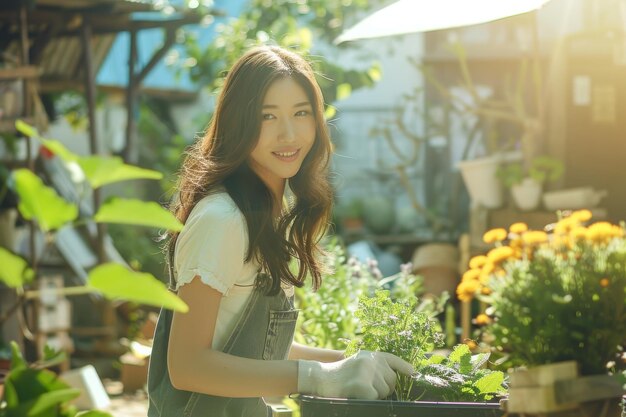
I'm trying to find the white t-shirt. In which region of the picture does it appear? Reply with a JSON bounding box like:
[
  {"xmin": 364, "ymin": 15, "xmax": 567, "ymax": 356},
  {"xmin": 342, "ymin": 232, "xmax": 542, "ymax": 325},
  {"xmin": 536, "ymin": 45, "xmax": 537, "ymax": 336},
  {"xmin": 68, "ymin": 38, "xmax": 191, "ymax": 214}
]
[{"xmin": 173, "ymin": 191, "xmax": 293, "ymax": 350}]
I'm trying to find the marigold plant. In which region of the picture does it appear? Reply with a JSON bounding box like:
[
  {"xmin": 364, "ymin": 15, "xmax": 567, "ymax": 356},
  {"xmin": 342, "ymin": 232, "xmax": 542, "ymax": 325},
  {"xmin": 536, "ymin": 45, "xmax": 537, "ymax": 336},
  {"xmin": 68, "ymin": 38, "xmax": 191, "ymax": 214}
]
[{"xmin": 458, "ymin": 210, "xmax": 626, "ymax": 375}]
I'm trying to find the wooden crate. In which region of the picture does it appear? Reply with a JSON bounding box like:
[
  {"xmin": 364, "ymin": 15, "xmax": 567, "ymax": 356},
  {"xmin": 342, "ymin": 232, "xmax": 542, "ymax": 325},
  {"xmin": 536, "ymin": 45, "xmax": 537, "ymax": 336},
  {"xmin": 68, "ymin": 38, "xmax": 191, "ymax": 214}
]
[{"xmin": 506, "ymin": 362, "xmax": 623, "ymax": 416}]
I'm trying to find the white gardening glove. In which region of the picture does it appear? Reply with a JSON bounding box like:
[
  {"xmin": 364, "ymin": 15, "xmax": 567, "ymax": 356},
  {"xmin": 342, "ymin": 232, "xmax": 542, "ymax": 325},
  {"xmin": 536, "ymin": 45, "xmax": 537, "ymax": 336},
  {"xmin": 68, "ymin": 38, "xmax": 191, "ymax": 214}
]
[{"xmin": 297, "ymin": 351, "xmax": 414, "ymax": 400}]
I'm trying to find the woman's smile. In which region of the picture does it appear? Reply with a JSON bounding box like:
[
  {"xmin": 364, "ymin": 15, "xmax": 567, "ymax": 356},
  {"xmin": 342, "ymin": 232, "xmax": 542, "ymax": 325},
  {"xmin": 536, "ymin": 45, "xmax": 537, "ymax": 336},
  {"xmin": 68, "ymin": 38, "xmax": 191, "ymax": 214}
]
[{"xmin": 272, "ymin": 148, "xmax": 301, "ymax": 162}]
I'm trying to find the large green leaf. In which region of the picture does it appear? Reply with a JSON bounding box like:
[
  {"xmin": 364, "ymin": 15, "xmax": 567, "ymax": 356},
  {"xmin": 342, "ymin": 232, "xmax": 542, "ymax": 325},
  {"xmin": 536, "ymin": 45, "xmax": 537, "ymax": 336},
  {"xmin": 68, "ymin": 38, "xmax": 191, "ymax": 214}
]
[
  {"xmin": 88, "ymin": 263, "xmax": 188, "ymax": 312},
  {"xmin": 78, "ymin": 156, "xmax": 162, "ymax": 188},
  {"xmin": 10, "ymin": 341, "xmax": 27, "ymax": 372},
  {"xmin": 12, "ymin": 169, "xmax": 78, "ymax": 232},
  {"xmin": 94, "ymin": 198, "xmax": 183, "ymax": 231},
  {"xmin": 15, "ymin": 119, "xmax": 38, "ymax": 138},
  {"xmin": 474, "ymin": 371, "xmax": 505, "ymax": 395},
  {"xmin": 18, "ymin": 388, "xmax": 81, "ymax": 416},
  {"xmin": 0, "ymin": 248, "xmax": 34, "ymax": 288},
  {"xmin": 4, "ymin": 366, "xmax": 72, "ymax": 411},
  {"xmin": 449, "ymin": 343, "xmax": 471, "ymax": 363}
]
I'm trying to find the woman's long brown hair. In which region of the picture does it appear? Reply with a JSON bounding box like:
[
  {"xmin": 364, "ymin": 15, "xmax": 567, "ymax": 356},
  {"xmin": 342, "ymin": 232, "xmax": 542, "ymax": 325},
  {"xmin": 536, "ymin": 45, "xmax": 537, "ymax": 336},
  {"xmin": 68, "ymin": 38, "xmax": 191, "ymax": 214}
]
[{"xmin": 166, "ymin": 45, "xmax": 333, "ymax": 295}]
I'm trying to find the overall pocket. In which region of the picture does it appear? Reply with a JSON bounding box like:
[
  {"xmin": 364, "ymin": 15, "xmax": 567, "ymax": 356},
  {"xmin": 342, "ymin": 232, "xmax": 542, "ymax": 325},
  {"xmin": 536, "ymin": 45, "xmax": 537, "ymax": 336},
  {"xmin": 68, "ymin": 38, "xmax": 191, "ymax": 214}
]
[{"xmin": 262, "ymin": 309, "xmax": 299, "ymax": 360}]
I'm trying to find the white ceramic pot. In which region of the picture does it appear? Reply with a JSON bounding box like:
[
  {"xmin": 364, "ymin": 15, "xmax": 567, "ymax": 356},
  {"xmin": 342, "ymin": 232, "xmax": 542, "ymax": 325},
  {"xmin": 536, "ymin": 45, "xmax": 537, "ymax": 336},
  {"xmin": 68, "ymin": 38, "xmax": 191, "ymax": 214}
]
[
  {"xmin": 457, "ymin": 156, "xmax": 503, "ymax": 209},
  {"xmin": 543, "ymin": 187, "xmax": 608, "ymax": 211},
  {"xmin": 511, "ymin": 177, "xmax": 542, "ymax": 211}
]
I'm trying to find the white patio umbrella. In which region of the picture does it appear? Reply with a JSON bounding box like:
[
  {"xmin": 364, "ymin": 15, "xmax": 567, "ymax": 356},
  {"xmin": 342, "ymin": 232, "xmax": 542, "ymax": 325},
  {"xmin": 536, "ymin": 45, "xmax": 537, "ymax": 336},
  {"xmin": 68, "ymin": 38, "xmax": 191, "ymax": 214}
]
[{"xmin": 335, "ymin": 0, "xmax": 552, "ymax": 44}]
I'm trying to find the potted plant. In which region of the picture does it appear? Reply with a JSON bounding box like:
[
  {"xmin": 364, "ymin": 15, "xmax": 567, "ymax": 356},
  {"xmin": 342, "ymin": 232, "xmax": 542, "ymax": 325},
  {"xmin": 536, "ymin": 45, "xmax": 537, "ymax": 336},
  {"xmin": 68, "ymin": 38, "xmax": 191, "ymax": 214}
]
[
  {"xmin": 458, "ymin": 211, "xmax": 626, "ymax": 415},
  {"xmin": 496, "ymin": 155, "xmax": 564, "ymax": 211},
  {"xmin": 334, "ymin": 198, "xmax": 365, "ymax": 235},
  {"xmin": 299, "ymin": 290, "xmax": 507, "ymax": 417},
  {"xmin": 295, "ymin": 238, "xmax": 425, "ymax": 350}
]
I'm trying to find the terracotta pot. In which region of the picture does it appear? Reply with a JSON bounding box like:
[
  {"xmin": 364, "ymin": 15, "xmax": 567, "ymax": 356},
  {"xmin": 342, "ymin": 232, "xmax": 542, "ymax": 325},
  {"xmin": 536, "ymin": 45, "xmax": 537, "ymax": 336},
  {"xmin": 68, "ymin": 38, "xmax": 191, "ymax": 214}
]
[
  {"xmin": 0, "ymin": 369, "xmax": 8, "ymax": 401},
  {"xmin": 411, "ymin": 243, "xmax": 460, "ymax": 297}
]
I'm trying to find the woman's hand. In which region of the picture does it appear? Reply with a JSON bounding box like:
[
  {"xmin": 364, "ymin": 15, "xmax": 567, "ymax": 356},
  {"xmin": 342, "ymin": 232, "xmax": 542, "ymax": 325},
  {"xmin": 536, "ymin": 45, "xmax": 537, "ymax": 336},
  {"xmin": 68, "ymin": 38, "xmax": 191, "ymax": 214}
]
[{"xmin": 297, "ymin": 351, "xmax": 414, "ymax": 400}]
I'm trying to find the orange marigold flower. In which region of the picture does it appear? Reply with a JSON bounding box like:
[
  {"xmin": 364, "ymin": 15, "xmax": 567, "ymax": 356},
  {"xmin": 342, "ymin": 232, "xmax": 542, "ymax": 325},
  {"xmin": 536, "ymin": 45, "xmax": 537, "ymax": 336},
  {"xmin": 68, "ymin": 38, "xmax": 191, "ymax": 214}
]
[
  {"xmin": 456, "ymin": 280, "xmax": 480, "ymax": 302},
  {"xmin": 469, "ymin": 255, "xmax": 488, "ymax": 269},
  {"xmin": 610, "ymin": 225, "xmax": 625, "ymax": 238},
  {"xmin": 481, "ymin": 286, "xmax": 492, "ymax": 295},
  {"xmin": 487, "ymin": 246, "xmax": 514, "ymax": 265},
  {"xmin": 587, "ymin": 222, "xmax": 614, "ymax": 244},
  {"xmin": 483, "ymin": 261, "xmax": 495, "ymax": 273},
  {"xmin": 483, "ymin": 228, "xmax": 507, "ymax": 244},
  {"xmin": 552, "ymin": 234, "xmax": 571, "ymax": 249},
  {"xmin": 554, "ymin": 218, "xmax": 575, "ymax": 234},
  {"xmin": 479, "ymin": 262, "xmax": 495, "ymax": 282},
  {"xmin": 571, "ymin": 209, "xmax": 592, "ymax": 222},
  {"xmin": 464, "ymin": 339, "xmax": 478, "ymax": 350},
  {"xmin": 479, "ymin": 273, "xmax": 491, "ymax": 285},
  {"xmin": 462, "ymin": 269, "xmax": 481, "ymax": 282},
  {"xmin": 570, "ymin": 226, "xmax": 588, "ymax": 241},
  {"xmin": 522, "ymin": 230, "xmax": 548, "ymax": 245},
  {"xmin": 474, "ymin": 313, "xmax": 492, "ymax": 325},
  {"xmin": 600, "ymin": 278, "xmax": 610, "ymax": 288},
  {"xmin": 509, "ymin": 222, "xmax": 528, "ymax": 234}
]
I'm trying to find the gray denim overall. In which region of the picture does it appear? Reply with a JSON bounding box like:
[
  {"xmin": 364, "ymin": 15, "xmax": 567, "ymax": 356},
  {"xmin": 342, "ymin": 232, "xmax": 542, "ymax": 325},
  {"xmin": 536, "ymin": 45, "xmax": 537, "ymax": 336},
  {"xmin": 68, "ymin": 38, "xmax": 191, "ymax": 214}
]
[{"xmin": 147, "ymin": 276, "xmax": 298, "ymax": 417}]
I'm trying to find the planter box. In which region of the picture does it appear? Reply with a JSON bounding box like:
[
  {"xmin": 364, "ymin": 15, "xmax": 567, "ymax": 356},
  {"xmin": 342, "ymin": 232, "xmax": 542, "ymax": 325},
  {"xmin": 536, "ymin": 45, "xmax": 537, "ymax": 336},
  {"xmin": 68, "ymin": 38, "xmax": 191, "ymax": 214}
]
[
  {"xmin": 506, "ymin": 362, "xmax": 624, "ymax": 416},
  {"xmin": 299, "ymin": 395, "xmax": 503, "ymax": 417}
]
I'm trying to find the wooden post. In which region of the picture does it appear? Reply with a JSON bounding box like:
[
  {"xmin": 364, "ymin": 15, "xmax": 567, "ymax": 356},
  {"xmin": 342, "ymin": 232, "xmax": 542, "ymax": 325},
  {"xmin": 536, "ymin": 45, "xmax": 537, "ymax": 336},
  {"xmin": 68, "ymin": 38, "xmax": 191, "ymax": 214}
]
[
  {"xmin": 80, "ymin": 17, "xmax": 105, "ymax": 263},
  {"xmin": 460, "ymin": 300, "xmax": 471, "ymax": 341},
  {"xmin": 123, "ymin": 27, "xmax": 176, "ymax": 163},
  {"xmin": 80, "ymin": 16, "xmax": 117, "ymax": 353},
  {"xmin": 123, "ymin": 28, "xmax": 138, "ymax": 163},
  {"xmin": 18, "ymin": 4, "xmax": 37, "ymax": 273}
]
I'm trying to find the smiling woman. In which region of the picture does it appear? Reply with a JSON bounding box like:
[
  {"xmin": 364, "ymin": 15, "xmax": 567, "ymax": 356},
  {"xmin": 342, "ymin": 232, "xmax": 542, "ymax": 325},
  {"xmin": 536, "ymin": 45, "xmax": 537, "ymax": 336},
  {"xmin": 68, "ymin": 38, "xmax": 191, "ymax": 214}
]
[{"xmin": 146, "ymin": 45, "xmax": 415, "ymax": 417}]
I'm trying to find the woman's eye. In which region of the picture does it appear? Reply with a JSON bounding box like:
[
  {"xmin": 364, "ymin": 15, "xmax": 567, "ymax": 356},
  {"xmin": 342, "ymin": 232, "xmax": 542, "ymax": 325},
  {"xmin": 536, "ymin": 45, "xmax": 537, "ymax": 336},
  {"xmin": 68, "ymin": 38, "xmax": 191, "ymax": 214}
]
[
  {"xmin": 262, "ymin": 113, "xmax": 276, "ymax": 120},
  {"xmin": 295, "ymin": 110, "xmax": 311, "ymax": 117}
]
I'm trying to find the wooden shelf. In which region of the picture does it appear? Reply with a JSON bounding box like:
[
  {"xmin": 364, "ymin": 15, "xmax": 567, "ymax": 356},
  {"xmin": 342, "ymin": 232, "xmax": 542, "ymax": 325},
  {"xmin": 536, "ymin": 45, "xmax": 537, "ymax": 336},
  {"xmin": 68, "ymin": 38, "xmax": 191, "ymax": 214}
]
[
  {"xmin": 0, "ymin": 66, "xmax": 40, "ymax": 81},
  {"xmin": 342, "ymin": 231, "xmax": 450, "ymax": 246}
]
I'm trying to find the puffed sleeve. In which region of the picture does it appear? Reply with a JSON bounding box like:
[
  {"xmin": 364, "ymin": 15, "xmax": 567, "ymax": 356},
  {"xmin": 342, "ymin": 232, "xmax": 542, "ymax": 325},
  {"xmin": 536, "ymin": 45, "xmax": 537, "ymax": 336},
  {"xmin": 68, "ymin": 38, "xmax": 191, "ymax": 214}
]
[{"xmin": 173, "ymin": 197, "xmax": 248, "ymax": 296}]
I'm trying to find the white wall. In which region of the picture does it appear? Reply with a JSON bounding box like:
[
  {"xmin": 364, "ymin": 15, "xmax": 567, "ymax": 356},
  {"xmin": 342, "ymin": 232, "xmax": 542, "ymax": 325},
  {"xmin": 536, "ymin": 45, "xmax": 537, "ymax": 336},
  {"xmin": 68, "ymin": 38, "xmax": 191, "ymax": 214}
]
[{"xmin": 327, "ymin": 33, "xmax": 427, "ymax": 223}]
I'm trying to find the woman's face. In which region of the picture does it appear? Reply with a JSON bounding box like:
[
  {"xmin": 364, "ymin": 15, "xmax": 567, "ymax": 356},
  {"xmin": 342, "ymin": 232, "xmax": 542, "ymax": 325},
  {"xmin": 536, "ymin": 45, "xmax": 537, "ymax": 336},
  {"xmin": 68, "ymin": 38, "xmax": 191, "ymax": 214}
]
[{"xmin": 249, "ymin": 77, "xmax": 316, "ymax": 195}]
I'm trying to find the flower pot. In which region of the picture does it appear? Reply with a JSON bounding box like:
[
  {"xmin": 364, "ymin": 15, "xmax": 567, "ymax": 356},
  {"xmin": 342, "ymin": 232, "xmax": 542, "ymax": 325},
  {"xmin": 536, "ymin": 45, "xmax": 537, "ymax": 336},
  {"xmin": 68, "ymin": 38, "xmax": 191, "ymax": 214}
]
[
  {"xmin": 506, "ymin": 361, "xmax": 624, "ymax": 416},
  {"xmin": 510, "ymin": 177, "xmax": 542, "ymax": 211},
  {"xmin": 542, "ymin": 187, "xmax": 608, "ymax": 211},
  {"xmin": 0, "ymin": 368, "xmax": 8, "ymax": 402},
  {"xmin": 411, "ymin": 243, "xmax": 460, "ymax": 297},
  {"xmin": 299, "ymin": 396, "xmax": 503, "ymax": 417},
  {"xmin": 342, "ymin": 217, "xmax": 365, "ymax": 234},
  {"xmin": 362, "ymin": 197, "xmax": 395, "ymax": 235},
  {"xmin": 457, "ymin": 156, "xmax": 503, "ymax": 209}
]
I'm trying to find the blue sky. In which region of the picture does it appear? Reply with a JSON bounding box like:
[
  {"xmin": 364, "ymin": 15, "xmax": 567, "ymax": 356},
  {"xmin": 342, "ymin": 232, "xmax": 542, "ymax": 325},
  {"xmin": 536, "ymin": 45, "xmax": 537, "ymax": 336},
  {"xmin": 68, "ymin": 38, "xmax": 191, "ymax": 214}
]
[{"xmin": 97, "ymin": 0, "xmax": 248, "ymax": 92}]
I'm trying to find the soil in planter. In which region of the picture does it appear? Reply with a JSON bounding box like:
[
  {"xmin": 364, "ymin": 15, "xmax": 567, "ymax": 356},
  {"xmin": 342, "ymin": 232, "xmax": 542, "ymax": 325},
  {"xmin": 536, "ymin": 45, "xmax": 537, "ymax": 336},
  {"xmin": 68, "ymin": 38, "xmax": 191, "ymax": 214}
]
[{"xmin": 299, "ymin": 395, "xmax": 504, "ymax": 417}]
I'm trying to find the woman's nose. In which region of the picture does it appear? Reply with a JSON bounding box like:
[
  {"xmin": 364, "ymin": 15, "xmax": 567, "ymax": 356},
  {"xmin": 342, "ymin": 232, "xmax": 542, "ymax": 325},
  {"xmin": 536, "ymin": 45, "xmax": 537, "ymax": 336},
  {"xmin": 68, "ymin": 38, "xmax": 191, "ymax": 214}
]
[{"xmin": 278, "ymin": 119, "xmax": 297, "ymax": 142}]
